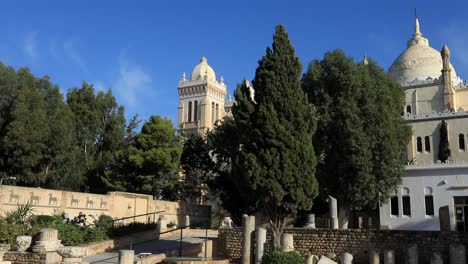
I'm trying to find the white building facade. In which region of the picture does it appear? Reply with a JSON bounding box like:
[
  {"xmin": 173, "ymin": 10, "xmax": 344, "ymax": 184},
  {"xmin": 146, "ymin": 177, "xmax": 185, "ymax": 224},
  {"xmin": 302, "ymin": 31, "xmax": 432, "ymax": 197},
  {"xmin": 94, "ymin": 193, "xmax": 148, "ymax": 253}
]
[{"xmin": 379, "ymin": 18, "xmax": 468, "ymax": 231}]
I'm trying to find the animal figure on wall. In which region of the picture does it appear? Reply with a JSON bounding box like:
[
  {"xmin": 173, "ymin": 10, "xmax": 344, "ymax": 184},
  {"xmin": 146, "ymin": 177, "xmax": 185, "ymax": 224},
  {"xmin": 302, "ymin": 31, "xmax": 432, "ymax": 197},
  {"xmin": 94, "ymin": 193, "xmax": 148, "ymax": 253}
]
[
  {"xmin": 71, "ymin": 195, "xmax": 79, "ymax": 207},
  {"xmin": 8, "ymin": 191, "xmax": 19, "ymax": 203},
  {"xmin": 30, "ymin": 192, "xmax": 40, "ymax": 204},
  {"xmin": 86, "ymin": 197, "xmax": 94, "ymax": 208},
  {"xmin": 100, "ymin": 198, "xmax": 107, "ymax": 209},
  {"xmin": 48, "ymin": 193, "xmax": 58, "ymax": 206}
]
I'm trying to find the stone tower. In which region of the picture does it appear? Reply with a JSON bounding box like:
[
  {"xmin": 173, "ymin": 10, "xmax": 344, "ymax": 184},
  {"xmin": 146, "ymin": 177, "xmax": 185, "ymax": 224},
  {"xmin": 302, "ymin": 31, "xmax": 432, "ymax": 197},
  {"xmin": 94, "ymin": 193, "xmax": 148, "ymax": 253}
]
[{"xmin": 177, "ymin": 57, "xmax": 227, "ymax": 136}]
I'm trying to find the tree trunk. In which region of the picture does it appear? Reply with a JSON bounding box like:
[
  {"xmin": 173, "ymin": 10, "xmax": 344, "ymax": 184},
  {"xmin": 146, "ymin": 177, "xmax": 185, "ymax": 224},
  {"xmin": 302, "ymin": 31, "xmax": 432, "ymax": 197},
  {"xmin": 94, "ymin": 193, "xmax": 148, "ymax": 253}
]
[
  {"xmin": 270, "ymin": 218, "xmax": 285, "ymax": 250},
  {"xmin": 338, "ymin": 206, "xmax": 350, "ymax": 229}
]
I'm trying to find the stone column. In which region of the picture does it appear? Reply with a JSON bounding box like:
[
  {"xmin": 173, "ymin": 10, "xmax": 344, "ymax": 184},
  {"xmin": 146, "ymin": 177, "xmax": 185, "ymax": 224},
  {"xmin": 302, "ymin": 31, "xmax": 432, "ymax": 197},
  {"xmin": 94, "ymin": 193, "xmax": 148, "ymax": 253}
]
[
  {"xmin": 0, "ymin": 244, "xmax": 11, "ymax": 264},
  {"xmin": 431, "ymin": 252, "xmax": 443, "ymax": 264},
  {"xmin": 327, "ymin": 196, "xmax": 338, "ymax": 229},
  {"xmin": 241, "ymin": 214, "xmax": 255, "ymax": 264},
  {"xmin": 407, "ymin": 244, "xmax": 418, "ymax": 264},
  {"xmin": 369, "ymin": 251, "xmax": 380, "ymax": 264},
  {"xmin": 118, "ymin": 250, "xmax": 134, "ymax": 264},
  {"xmin": 304, "ymin": 214, "xmax": 316, "ymax": 229},
  {"xmin": 280, "ymin": 234, "xmax": 294, "ymax": 252},
  {"xmin": 255, "ymin": 227, "xmax": 266, "ymax": 264},
  {"xmin": 340, "ymin": 253, "xmax": 353, "ymax": 264},
  {"xmin": 185, "ymin": 215, "xmax": 190, "ymax": 229},
  {"xmin": 33, "ymin": 228, "xmax": 62, "ymax": 253},
  {"xmin": 450, "ymin": 244, "xmax": 466, "ymax": 264},
  {"xmin": 384, "ymin": 250, "xmax": 395, "ymax": 264},
  {"xmin": 158, "ymin": 215, "xmax": 167, "ymax": 230},
  {"xmin": 57, "ymin": 247, "xmax": 88, "ymax": 264}
]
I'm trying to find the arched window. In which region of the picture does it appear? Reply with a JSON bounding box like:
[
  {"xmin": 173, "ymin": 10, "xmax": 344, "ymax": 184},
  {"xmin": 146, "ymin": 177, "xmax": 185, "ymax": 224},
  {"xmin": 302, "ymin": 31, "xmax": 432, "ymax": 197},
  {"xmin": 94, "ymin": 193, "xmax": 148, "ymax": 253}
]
[
  {"xmin": 188, "ymin": 101, "xmax": 192, "ymax": 122},
  {"xmin": 459, "ymin": 134, "xmax": 465, "ymax": 150},
  {"xmin": 215, "ymin": 104, "xmax": 219, "ymax": 121},
  {"xmin": 193, "ymin": 101, "xmax": 198, "ymax": 121},
  {"xmin": 416, "ymin": 137, "xmax": 422, "ymax": 152},
  {"xmin": 406, "ymin": 105, "xmax": 412, "ymax": 114},
  {"xmin": 211, "ymin": 102, "xmax": 215, "ymax": 124},
  {"xmin": 424, "ymin": 136, "xmax": 431, "ymax": 152}
]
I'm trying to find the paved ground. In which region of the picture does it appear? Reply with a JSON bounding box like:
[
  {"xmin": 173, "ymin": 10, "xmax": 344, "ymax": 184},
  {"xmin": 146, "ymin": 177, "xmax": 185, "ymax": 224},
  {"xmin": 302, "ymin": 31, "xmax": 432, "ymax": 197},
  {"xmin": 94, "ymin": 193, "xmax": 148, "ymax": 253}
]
[{"xmin": 84, "ymin": 235, "xmax": 217, "ymax": 264}]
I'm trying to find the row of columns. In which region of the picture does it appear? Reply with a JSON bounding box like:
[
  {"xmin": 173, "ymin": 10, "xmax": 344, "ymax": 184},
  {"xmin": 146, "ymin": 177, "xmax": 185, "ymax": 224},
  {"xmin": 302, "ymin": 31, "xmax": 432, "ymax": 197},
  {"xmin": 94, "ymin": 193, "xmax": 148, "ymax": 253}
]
[{"xmin": 241, "ymin": 214, "xmax": 467, "ymax": 264}]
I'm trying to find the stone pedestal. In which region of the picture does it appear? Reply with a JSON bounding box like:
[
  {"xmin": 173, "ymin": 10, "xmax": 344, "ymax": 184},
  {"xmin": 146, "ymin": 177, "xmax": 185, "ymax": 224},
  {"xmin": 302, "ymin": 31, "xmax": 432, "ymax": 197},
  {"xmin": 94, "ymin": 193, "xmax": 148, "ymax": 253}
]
[
  {"xmin": 340, "ymin": 253, "xmax": 352, "ymax": 264},
  {"xmin": 221, "ymin": 217, "xmax": 233, "ymax": 228},
  {"xmin": 184, "ymin": 215, "xmax": 190, "ymax": 229},
  {"xmin": 304, "ymin": 214, "xmax": 316, "ymax": 229},
  {"xmin": 431, "ymin": 252, "xmax": 443, "ymax": 264},
  {"xmin": 317, "ymin": 256, "xmax": 338, "ymax": 264},
  {"xmin": 241, "ymin": 215, "xmax": 255, "ymax": 264},
  {"xmin": 255, "ymin": 227, "xmax": 266, "ymax": 264},
  {"xmin": 369, "ymin": 251, "xmax": 380, "ymax": 264},
  {"xmin": 280, "ymin": 234, "xmax": 294, "ymax": 252},
  {"xmin": 383, "ymin": 250, "xmax": 395, "ymax": 264},
  {"xmin": 118, "ymin": 250, "xmax": 134, "ymax": 264},
  {"xmin": 33, "ymin": 228, "xmax": 62, "ymax": 253},
  {"xmin": 57, "ymin": 246, "xmax": 88, "ymax": 264},
  {"xmin": 327, "ymin": 196, "xmax": 338, "ymax": 229},
  {"xmin": 306, "ymin": 255, "xmax": 319, "ymax": 264},
  {"xmin": 16, "ymin": 236, "xmax": 32, "ymax": 252},
  {"xmin": 450, "ymin": 244, "xmax": 465, "ymax": 264},
  {"xmin": 407, "ymin": 244, "xmax": 418, "ymax": 264}
]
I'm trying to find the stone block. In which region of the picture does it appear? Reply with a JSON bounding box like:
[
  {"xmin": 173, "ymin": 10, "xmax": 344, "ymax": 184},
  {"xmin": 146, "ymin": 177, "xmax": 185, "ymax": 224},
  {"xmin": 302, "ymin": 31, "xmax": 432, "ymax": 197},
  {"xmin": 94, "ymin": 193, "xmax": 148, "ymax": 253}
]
[
  {"xmin": 384, "ymin": 250, "xmax": 395, "ymax": 264},
  {"xmin": 431, "ymin": 252, "xmax": 443, "ymax": 264},
  {"xmin": 340, "ymin": 253, "xmax": 352, "ymax": 264},
  {"xmin": 369, "ymin": 251, "xmax": 380, "ymax": 264},
  {"xmin": 305, "ymin": 255, "xmax": 319, "ymax": 264},
  {"xmin": 318, "ymin": 256, "xmax": 338, "ymax": 264},
  {"xmin": 450, "ymin": 244, "xmax": 465, "ymax": 264},
  {"xmin": 16, "ymin": 236, "xmax": 32, "ymax": 252},
  {"xmin": 118, "ymin": 250, "xmax": 134, "ymax": 264},
  {"xmin": 280, "ymin": 234, "xmax": 294, "ymax": 252}
]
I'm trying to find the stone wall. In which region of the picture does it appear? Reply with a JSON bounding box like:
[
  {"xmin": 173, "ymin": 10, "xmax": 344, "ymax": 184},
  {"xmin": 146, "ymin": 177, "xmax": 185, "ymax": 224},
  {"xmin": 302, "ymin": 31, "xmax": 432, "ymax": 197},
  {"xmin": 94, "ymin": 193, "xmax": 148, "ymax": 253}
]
[
  {"xmin": 218, "ymin": 227, "xmax": 468, "ymax": 264},
  {"xmin": 0, "ymin": 185, "xmax": 211, "ymax": 227},
  {"xmin": 3, "ymin": 252, "xmax": 45, "ymax": 264}
]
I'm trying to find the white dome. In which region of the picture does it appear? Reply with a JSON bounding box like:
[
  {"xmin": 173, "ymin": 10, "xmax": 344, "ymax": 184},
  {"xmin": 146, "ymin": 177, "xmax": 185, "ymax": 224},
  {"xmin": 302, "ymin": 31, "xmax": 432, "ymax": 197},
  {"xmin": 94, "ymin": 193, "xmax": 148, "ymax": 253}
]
[
  {"xmin": 388, "ymin": 18, "xmax": 459, "ymax": 85},
  {"xmin": 191, "ymin": 57, "xmax": 216, "ymax": 82}
]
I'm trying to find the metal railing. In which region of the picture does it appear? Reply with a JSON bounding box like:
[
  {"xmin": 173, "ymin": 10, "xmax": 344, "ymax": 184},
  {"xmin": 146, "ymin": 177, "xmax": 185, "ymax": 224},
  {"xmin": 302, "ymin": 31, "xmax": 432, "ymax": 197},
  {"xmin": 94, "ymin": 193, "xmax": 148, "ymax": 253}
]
[
  {"xmin": 159, "ymin": 224, "xmax": 210, "ymax": 258},
  {"xmin": 86, "ymin": 210, "xmax": 166, "ymax": 227}
]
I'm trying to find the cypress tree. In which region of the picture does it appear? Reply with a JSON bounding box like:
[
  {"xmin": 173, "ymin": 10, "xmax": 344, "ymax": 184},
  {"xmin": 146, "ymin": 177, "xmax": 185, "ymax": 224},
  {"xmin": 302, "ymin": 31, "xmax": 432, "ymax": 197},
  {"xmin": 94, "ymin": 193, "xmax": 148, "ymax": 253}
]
[
  {"xmin": 438, "ymin": 120, "xmax": 450, "ymax": 162},
  {"xmin": 240, "ymin": 25, "xmax": 318, "ymax": 248}
]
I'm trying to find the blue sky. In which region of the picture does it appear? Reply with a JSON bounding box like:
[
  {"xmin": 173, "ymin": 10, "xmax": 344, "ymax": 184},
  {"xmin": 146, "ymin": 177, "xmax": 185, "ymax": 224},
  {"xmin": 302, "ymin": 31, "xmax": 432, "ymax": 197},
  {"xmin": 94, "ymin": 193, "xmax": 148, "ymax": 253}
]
[{"xmin": 1, "ymin": 0, "xmax": 467, "ymax": 125}]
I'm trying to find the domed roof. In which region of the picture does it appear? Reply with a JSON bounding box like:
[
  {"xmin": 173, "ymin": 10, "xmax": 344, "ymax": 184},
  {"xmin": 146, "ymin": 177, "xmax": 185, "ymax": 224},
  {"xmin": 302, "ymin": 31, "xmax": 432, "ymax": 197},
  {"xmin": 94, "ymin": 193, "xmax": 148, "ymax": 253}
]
[
  {"xmin": 191, "ymin": 57, "xmax": 216, "ymax": 82},
  {"xmin": 388, "ymin": 18, "xmax": 459, "ymax": 85}
]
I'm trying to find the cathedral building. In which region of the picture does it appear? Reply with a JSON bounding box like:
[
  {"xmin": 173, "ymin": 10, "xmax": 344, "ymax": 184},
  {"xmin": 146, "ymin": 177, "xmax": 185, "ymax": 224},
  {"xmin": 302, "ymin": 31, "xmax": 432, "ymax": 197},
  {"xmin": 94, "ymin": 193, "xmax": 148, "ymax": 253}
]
[{"xmin": 380, "ymin": 18, "xmax": 468, "ymax": 231}]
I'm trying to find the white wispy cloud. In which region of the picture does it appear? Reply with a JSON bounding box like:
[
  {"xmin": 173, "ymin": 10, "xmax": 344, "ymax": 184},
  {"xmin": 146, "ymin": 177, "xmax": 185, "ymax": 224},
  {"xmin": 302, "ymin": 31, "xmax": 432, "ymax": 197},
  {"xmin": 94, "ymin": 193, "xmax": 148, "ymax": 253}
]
[
  {"xmin": 23, "ymin": 32, "xmax": 38, "ymax": 60},
  {"xmin": 114, "ymin": 53, "xmax": 153, "ymax": 108},
  {"xmin": 63, "ymin": 39, "xmax": 90, "ymax": 75}
]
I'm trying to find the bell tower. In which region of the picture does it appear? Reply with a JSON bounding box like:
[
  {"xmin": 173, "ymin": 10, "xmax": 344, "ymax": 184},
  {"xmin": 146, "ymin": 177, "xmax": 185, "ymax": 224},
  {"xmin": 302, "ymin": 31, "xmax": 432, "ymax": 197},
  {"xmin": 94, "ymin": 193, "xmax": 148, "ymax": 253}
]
[{"xmin": 177, "ymin": 57, "xmax": 227, "ymax": 136}]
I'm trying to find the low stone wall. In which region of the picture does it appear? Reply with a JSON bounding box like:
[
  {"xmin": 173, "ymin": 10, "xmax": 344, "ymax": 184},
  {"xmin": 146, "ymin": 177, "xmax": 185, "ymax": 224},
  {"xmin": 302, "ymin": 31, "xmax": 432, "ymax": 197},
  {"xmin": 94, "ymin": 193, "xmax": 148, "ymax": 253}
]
[
  {"xmin": 218, "ymin": 227, "xmax": 468, "ymax": 263},
  {"xmin": 0, "ymin": 186, "xmax": 211, "ymax": 228},
  {"xmin": 3, "ymin": 252, "xmax": 45, "ymax": 264}
]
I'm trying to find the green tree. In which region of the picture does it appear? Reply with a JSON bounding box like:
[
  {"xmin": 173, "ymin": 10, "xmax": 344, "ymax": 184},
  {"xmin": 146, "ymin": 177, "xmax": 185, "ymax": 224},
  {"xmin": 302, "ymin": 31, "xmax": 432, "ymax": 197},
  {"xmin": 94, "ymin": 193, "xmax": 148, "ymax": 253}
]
[
  {"xmin": 302, "ymin": 50, "xmax": 411, "ymax": 227},
  {"xmin": 180, "ymin": 134, "xmax": 214, "ymax": 203},
  {"xmin": 438, "ymin": 120, "xmax": 451, "ymax": 162},
  {"xmin": 206, "ymin": 82, "xmax": 258, "ymax": 225},
  {"xmin": 122, "ymin": 116, "xmax": 182, "ymax": 198},
  {"xmin": 237, "ymin": 25, "xmax": 318, "ymax": 248},
  {"xmin": 67, "ymin": 83, "xmax": 126, "ymax": 192}
]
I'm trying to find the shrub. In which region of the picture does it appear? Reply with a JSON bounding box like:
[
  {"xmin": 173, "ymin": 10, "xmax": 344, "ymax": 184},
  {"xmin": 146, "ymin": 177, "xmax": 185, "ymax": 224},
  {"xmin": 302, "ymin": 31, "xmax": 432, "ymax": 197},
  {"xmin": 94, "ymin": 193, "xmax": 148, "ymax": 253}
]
[
  {"xmin": 261, "ymin": 251, "xmax": 302, "ymax": 264},
  {"xmin": 0, "ymin": 222, "xmax": 25, "ymax": 247},
  {"xmin": 56, "ymin": 223, "xmax": 86, "ymax": 246},
  {"xmin": 95, "ymin": 214, "xmax": 114, "ymax": 229},
  {"xmin": 30, "ymin": 215, "xmax": 56, "ymax": 227},
  {"xmin": 85, "ymin": 227, "xmax": 109, "ymax": 242}
]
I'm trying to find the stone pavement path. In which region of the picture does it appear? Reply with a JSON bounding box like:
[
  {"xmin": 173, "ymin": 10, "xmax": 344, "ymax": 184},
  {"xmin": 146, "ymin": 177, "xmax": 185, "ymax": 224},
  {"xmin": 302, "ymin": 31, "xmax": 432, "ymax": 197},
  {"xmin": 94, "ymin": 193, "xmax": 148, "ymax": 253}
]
[{"xmin": 84, "ymin": 235, "xmax": 217, "ymax": 264}]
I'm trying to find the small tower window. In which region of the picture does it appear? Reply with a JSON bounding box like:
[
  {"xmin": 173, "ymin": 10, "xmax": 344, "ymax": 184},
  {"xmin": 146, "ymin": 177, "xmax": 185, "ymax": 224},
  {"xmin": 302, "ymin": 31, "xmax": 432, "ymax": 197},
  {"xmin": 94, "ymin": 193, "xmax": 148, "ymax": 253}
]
[
  {"xmin": 406, "ymin": 105, "xmax": 412, "ymax": 114},
  {"xmin": 390, "ymin": 196, "xmax": 399, "ymax": 216},
  {"xmin": 216, "ymin": 104, "xmax": 219, "ymax": 121},
  {"xmin": 194, "ymin": 101, "xmax": 198, "ymax": 121},
  {"xmin": 459, "ymin": 134, "xmax": 465, "ymax": 150},
  {"xmin": 416, "ymin": 137, "xmax": 422, "ymax": 152},
  {"xmin": 424, "ymin": 136, "xmax": 431, "ymax": 152},
  {"xmin": 188, "ymin": 101, "xmax": 192, "ymax": 122}
]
